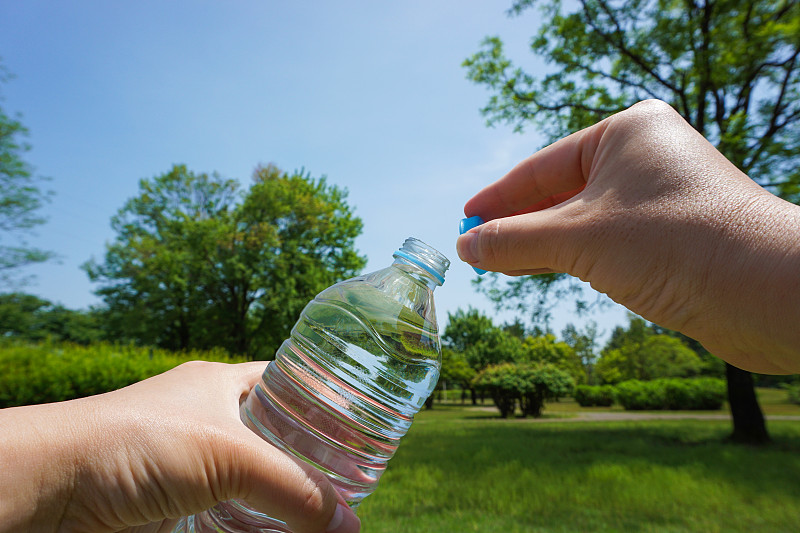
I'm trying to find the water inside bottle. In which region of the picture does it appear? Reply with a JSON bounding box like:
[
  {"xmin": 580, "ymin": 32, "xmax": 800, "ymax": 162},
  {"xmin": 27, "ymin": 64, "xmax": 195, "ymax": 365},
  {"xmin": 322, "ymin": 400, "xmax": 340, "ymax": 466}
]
[
  {"xmin": 176, "ymin": 239, "xmax": 448, "ymax": 533},
  {"xmin": 241, "ymin": 264, "xmax": 441, "ymax": 511}
]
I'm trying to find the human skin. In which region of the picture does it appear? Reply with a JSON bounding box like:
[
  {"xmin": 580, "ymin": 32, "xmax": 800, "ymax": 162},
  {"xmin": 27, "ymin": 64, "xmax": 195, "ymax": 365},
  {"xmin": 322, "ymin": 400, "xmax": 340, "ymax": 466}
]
[
  {"xmin": 0, "ymin": 361, "xmax": 360, "ymax": 533},
  {"xmin": 457, "ymin": 99, "xmax": 800, "ymax": 374}
]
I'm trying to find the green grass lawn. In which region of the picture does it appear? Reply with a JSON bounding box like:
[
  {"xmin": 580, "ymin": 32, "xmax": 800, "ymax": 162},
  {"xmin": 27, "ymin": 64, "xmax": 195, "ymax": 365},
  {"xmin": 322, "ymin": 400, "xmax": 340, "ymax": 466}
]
[{"xmin": 356, "ymin": 403, "xmax": 800, "ymax": 533}]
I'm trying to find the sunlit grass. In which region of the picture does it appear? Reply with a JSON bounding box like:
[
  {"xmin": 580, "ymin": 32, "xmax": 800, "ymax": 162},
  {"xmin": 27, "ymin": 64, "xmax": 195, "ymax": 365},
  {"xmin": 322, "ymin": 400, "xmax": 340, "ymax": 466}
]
[{"xmin": 358, "ymin": 404, "xmax": 800, "ymax": 533}]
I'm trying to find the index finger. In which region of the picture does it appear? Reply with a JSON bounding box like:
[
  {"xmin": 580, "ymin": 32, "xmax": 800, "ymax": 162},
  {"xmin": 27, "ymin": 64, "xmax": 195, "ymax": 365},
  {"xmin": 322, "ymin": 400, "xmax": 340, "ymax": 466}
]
[{"xmin": 464, "ymin": 122, "xmax": 604, "ymax": 221}]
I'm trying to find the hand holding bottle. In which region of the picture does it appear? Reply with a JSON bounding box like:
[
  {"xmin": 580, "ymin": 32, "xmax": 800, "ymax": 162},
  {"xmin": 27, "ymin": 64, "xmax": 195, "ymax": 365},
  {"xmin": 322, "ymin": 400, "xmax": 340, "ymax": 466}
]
[
  {"xmin": 0, "ymin": 361, "xmax": 360, "ymax": 533},
  {"xmin": 457, "ymin": 99, "xmax": 800, "ymax": 374}
]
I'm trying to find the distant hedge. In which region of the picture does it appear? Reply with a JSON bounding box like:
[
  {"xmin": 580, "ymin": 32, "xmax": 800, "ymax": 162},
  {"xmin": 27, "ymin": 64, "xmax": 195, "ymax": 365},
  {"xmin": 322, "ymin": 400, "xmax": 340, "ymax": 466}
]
[
  {"xmin": 0, "ymin": 340, "xmax": 251, "ymax": 408},
  {"xmin": 574, "ymin": 385, "xmax": 616, "ymax": 407},
  {"xmin": 614, "ymin": 378, "xmax": 726, "ymax": 411}
]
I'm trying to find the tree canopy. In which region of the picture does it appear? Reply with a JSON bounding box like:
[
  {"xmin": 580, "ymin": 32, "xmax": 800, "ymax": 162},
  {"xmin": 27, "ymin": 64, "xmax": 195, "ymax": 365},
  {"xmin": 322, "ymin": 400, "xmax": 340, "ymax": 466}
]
[
  {"xmin": 84, "ymin": 164, "xmax": 365, "ymax": 358},
  {"xmin": 0, "ymin": 292, "xmax": 102, "ymax": 345},
  {"xmin": 442, "ymin": 308, "xmax": 524, "ymax": 370}
]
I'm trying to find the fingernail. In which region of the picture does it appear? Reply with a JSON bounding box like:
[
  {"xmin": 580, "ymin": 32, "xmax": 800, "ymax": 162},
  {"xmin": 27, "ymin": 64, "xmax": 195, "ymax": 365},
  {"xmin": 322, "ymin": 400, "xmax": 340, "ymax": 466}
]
[
  {"xmin": 326, "ymin": 503, "xmax": 361, "ymax": 533},
  {"xmin": 459, "ymin": 235, "xmax": 488, "ymax": 275},
  {"xmin": 456, "ymin": 231, "xmax": 478, "ymax": 263}
]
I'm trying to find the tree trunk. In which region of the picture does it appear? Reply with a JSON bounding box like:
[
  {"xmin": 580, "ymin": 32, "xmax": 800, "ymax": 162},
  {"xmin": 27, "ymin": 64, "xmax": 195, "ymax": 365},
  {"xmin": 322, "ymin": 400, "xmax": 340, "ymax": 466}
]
[
  {"xmin": 424, "ymin": 395, "xmax": 434, "ymax": 410},
  {"xmin": 726, "ymin": 363, "xmax": 770, "ymax": 444}
]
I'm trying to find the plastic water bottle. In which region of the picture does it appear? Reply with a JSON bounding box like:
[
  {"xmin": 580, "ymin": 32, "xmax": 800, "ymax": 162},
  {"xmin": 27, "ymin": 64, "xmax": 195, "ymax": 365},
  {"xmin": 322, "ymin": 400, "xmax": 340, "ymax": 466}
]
[{"xmin": 173, "ymin": 237, "xmax": 449, "ymax": 533}]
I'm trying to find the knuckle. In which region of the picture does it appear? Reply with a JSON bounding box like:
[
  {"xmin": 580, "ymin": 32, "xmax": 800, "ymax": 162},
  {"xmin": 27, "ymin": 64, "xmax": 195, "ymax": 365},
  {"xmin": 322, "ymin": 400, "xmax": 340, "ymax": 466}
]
[
  {"xmin": 301, "ymin": 482, "xmax": 326, "ymax": 518},
  {"xmin": 478, "ymin": 219, "xmax": 503, "ymax": 266},
  {"xmin": 294, "ymin": 470, "xmax": 335, "ymax": 532},
  {"xmin": 623, "ymin": 99, "xmax": 680, "ymax": 128}
]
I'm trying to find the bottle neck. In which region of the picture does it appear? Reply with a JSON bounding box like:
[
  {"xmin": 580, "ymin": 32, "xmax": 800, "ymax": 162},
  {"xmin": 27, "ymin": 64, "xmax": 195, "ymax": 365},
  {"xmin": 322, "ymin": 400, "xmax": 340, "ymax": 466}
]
[{"xmin": 392, "ymin": 238, "xmax": 449, "ymax": 289}]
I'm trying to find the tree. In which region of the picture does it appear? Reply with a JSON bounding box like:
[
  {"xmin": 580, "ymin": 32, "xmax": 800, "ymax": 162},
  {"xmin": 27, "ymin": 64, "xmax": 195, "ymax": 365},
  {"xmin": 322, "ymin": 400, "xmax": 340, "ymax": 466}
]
[
  {"xmin": 594, "ymin": 315, "xmax": 704, "ymax": 383},
  {"xmin": 596, "ymin": 336, "xmax": 704, "ymax": 384},
  {"xmin": 439, "ymin": 347, "xmax": 477, "ymax": 404},
  {"xmin": 0, "ymin": 63, "xmax": 52, "ymax": 287},
  {"xmin": 442, "ymin": 308, "xmax": 525, "ymax": 370},
  {"xmin": 519, "ymin": 334, "xmax": 586, "ymax": 385},
  {"xmin": 562, "ymin": 322, "xmax": 599, "ymax": 383},
  {"xmin": 0, "ymin": 293, "xmax": 104, "ymax": 344},
  {"xmin": 442, "ymin": 308, "xmax": 527, "ymax": 404},
  {"xmin": 85, "ymin": 164, "xmax": 365, "ymax": 358},
  {"xmin": 463, "ymin": 0, "xmax": 800, "ymax": 444}
]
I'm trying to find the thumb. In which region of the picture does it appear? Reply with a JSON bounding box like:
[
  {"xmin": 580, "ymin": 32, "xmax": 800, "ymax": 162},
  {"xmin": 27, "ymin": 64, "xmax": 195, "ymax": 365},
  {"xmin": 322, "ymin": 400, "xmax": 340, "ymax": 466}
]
[
  {"xmin": 229, "ymin": 430, "xmax": 360, "ymax": 533},
  {"xmin": 455, "ymin": 207, "xmax": 581, "ymax": 276}
]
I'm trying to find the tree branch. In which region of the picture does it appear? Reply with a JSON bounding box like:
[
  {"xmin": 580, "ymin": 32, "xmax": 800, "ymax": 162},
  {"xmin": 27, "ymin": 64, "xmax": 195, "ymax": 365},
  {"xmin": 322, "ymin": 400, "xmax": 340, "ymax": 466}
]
[
  {"xmin": 744, "ymin": 44, "xmax": 800, "ymax": 170},
  {"xmin": 501, "ymin": 71, "xmax": 621, "ymax": 117},
  {"xmin": 585, "ymin": 0, "xmax": 689, "ymax": 114},
  {"xmin": 576, "ymin": 62, "xmax": 664, "ymax": 100}
]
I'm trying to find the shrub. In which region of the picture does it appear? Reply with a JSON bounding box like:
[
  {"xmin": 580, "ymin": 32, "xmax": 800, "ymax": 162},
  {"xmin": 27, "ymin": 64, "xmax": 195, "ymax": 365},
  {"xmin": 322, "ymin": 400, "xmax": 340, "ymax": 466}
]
[
  {"xmin": 517, "ymin": 364, "xmax": 574, "ymax": 417},
  {"xmin": 614, "ymin": 378, "xmax": 725, "ymax": 411},
  {"xmin": 472, "ymin": 363, "xmax": 519, "ymax": 418},
  {"xmin": 0, "ymin": 340, "xmax": 249, "ymax": 408},
  {"xmin": 574, "ymin": 385, "xmax": 616, "ymax": 407},
  {"xmin": 473, "ymin": 362, "xmax": 574, "ymax": 418},
  {"xmin": 615, "ymin": 380, "xmax": 666, "ymax": 410},
  {"xmin": 784, "ymin": 383, "xmax": 800, "ymax": 405}
]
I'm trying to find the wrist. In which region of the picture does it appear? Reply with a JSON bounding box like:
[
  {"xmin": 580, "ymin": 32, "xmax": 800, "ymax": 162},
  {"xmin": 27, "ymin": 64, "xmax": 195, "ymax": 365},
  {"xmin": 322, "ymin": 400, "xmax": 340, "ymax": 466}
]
[
  {"xmin": 0, "ymin": 403, "xmax": 81, "ymax": 533},
  {"xmin": 692, "ymin": 190, "xmax": 800, "ymax": 373}
]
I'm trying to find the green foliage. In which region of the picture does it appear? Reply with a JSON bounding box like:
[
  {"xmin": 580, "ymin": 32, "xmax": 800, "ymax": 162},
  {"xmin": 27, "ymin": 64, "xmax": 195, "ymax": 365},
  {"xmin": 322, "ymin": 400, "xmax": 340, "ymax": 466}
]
[
  {"xmin": 0, "ymin": 339, "xmax": 248, "ymax": 408},
  {"xmin": 595, "ymin": 316, "xmax": 706, "ymax": 384},
  {"xmin": 473, "ymin": 362, "xmax": 519, "ymax": 418},
  {"xmin": 613, "ymin": 380, "xmax": 666, "ymax": 411},
  {"xmin": 561, "ymin": 322, "xmax": 599, "ymax": 378},
  {"xmin": 439, "ymin": 348, "xmax": 476, "ymax": 389},
  {"xmin": 0, "ymin": 63, "xmax": 53, "ymax": 286},
  {"xmin": 614, "ymin": 378, "xmax": 726, "ymax": 411},
  {"xmin": 84, "ymin": 164, "xmax": 365, "ymax": 359},
  {"xmin": 785, "ymin": 383, "xmax": 800, "ymax": 406},
  {"xmin": 442, "ymin": 308, "xmax": 524, "ymax": 370},
  {"xmin": 0, "ymin": 292, "xmax": 104, "ymax": 344},
  {"xmin": 517, "ymin": 363, "xmax": 575, "ymax": 417},
  {"xmin": 597, "ymin": 335, "xmax": 704, "ymax": 384},
  {"xmin": 574, "ymin": 384, "xmax": 616, "ymax": 407},
  {"xmin": 473, "ymin": 362, "xmax": 574, "ymax": 418},
  {"xmin": 442, "ymin": 308, "xmax": 586, "ymax": 411},
  {"xmin": 519, "ymin": 333, "xmax": 585, "ymax": 385}
]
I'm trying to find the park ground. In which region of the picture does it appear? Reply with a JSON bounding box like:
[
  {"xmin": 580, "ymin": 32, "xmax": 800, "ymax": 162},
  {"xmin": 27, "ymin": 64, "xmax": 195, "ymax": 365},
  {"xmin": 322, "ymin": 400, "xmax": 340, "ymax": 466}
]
[{"xmin": 356, "ymin": 388, "xmax": 800, "ymax": 533}]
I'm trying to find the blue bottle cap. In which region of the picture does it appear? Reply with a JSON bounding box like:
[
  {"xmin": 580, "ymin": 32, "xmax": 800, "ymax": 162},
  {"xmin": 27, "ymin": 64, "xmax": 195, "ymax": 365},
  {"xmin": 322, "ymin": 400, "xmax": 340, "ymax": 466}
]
[{"xmin": 459, "ymin": 216, "xmax": 487, "ymax": 275}]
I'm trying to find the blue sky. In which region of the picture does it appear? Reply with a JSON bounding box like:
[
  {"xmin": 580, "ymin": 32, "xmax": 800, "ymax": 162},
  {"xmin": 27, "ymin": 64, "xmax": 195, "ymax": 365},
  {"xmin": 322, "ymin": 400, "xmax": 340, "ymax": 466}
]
[{"xmin": 0, "ymin": 0, "xmax": 628, "ymax": 338}]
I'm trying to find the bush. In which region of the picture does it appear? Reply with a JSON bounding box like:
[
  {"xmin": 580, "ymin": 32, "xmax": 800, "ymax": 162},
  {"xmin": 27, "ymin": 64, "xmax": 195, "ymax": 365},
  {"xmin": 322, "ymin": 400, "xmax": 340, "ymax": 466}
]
[
  {"xmin": 784, "ymin": 383, "xmax": 800, "ymax": 405},
  {"xmin": 614, "ymin": 380, "xmax": 666, "ymax": 410},
  {"xmin": 574, "ymin": 385, "xmax": 616, "ymax": 407},
  {"xmin": 472, "ymin": 363, "xmax": 518, "ymax": 418},
  {"xmin": 0, "ymin": 340, "xmax": 249, "ymax": 408},
  {"xmin": 614, "ymin": 378, "xmax": 725, "ymax": 411},
  {"xmin": 473, "ymin": 362, "xmax": 574, "ymax": 418}
]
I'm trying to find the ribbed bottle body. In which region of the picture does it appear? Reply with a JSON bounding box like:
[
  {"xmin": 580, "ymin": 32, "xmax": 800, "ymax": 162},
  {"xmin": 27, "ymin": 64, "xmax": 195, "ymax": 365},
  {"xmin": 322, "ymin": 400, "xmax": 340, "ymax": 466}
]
[{"xmin": 175, "ymin": 256, "xmax": 444, "ymax": 533}]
